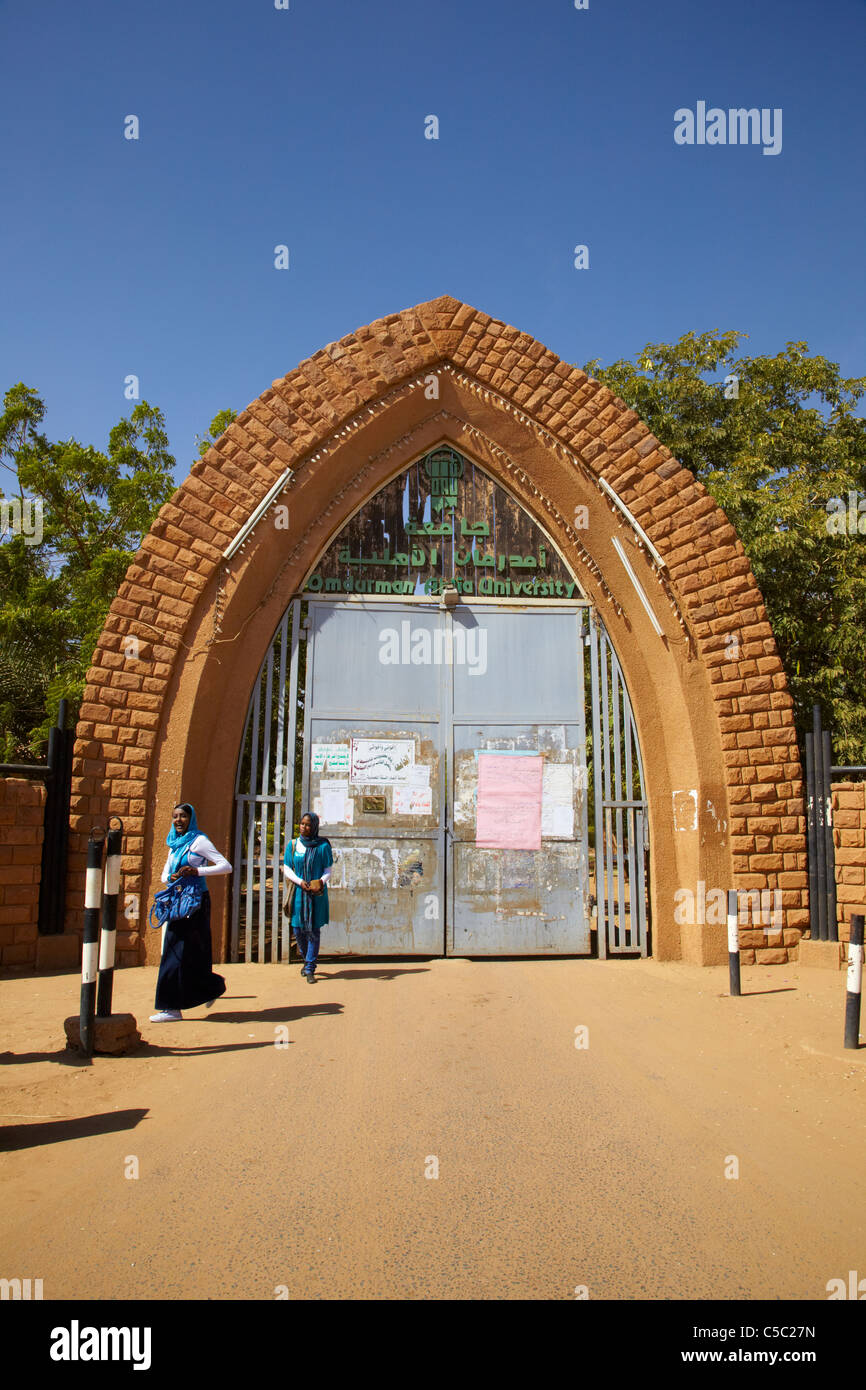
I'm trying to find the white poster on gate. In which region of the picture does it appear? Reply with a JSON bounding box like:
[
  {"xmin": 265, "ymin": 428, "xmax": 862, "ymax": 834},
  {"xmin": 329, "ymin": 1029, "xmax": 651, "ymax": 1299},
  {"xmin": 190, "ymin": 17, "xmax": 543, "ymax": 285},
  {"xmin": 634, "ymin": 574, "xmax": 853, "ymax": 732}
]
[
  {"xmin": 320, "ymin": 778, "xmax": 349, "ymax": 824},
  {"xmin": 541, "ymin": 763, "xmax": 574, "ymax": 839},
  {"xmin": 394, "ymin": 785, "xmax": 433, "ymax": 816},
  {"xmin": 349, "ymin": 738, "xmax": 415, "ymax": 785},
  {"xmin": 311, "ymin": 742, "xmax": 350, "ymax": 773}
]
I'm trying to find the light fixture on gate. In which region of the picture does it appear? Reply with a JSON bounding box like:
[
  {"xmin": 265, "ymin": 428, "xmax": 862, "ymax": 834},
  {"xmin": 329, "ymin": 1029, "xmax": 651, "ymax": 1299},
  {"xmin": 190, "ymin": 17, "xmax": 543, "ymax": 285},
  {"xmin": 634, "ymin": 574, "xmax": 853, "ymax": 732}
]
[{"xmin": 440, "ymin": 582, "xmax": 459, "ymax": 609}]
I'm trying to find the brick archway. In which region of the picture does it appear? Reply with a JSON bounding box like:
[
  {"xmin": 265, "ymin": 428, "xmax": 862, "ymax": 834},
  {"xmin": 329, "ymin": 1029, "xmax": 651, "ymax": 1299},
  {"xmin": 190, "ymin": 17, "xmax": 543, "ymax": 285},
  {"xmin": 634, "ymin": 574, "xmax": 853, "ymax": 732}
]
[{"xmin": 68, "ymin": 297, "xmax": 808, "ymax": 968}]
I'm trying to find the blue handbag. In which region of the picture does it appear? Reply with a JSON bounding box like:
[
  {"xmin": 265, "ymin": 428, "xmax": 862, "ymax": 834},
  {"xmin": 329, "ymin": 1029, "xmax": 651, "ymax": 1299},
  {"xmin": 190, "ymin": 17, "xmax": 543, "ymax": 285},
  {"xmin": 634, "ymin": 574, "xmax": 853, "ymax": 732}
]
[{"xmin": 149, "ymin": 870, "xmax": 204, "ymax": 930}]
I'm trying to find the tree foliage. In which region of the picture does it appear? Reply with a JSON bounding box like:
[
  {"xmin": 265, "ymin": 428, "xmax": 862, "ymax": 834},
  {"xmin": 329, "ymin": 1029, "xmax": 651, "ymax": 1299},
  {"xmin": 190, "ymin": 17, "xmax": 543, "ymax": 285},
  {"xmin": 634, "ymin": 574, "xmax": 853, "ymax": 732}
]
[
  {"xmin": 0, "ymin": 385, "xmax": 177, "ymax": 758},
  {"xmin": 583, "ymin": 332, "xmax": 866, "ymax": 762},
  {"xmin": 195, "ymin": 408, "xmax": 237, "ymax": 457}
]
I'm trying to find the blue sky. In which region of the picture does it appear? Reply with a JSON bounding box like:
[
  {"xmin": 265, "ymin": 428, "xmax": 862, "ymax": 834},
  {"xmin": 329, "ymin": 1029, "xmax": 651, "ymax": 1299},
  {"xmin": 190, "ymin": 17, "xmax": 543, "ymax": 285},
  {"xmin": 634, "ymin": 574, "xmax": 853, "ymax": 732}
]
[{"xmin": 1, "ymin": 0, "xmax": 864, "ymax": 484}]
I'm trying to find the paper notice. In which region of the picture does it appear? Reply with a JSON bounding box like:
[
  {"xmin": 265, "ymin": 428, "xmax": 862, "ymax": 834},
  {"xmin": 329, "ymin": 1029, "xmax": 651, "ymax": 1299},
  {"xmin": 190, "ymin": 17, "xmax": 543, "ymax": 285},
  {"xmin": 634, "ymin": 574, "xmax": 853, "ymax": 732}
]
[
  {"xmin": 541, "ymin": 763, "xmax": 574, "ymax": 839},
  {"xmin": 312, "ymin": 743, "xmax": 350, "ymax": 773},
  {"xmin": 350, "ymin": 738, "xmax": 415, "ymax": 784},
  {"xmin": 393, "ymin": 785, "xmax": 433, "ymax": 816},
  {"xmin": 320, "ymin": 778, "xmax": 349, "ymax": 824},
  {"xmin": 475, "ymin": 753, "xmax": 543, "ymax": 850}
]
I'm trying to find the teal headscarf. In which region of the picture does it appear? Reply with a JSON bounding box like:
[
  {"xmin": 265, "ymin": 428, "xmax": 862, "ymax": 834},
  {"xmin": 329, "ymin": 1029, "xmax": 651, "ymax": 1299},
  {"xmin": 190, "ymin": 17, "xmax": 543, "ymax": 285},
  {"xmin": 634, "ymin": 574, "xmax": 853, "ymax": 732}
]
[{"xmin": 166, "ymin": 803, "xmax": 200, "ymax": 876}]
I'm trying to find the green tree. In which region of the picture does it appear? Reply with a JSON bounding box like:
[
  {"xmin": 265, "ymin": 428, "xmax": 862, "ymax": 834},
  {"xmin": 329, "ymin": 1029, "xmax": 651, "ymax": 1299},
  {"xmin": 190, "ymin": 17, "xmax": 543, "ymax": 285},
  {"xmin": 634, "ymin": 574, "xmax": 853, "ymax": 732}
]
[
  {"xmin": 583, "ymin": 332, "xmax": 866, "ymax": 761},
  {"xmin": 195, "ymin": 407, "xmax": 237, "ymax": 458},
  {"xmin": 0, "ymin": 385, "xmax": 177, "ymax": 758}
]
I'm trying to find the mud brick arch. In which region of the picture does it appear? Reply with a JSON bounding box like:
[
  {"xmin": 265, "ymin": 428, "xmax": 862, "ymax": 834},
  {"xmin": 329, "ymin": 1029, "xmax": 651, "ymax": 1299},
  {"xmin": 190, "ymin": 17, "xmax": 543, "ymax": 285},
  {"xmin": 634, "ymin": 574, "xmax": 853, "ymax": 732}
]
[{"xmin": 67, "ymin": 296, "xmax": 808, "ymax": 968}]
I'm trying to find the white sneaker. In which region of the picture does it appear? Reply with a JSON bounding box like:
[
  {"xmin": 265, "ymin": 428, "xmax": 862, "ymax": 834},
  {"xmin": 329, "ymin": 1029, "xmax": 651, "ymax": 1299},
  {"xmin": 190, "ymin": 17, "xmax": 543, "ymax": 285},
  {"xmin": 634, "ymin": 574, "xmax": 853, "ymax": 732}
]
[{"xmin": 149, "ymin": 1009, "xmax": 183, "ymax": 1022}]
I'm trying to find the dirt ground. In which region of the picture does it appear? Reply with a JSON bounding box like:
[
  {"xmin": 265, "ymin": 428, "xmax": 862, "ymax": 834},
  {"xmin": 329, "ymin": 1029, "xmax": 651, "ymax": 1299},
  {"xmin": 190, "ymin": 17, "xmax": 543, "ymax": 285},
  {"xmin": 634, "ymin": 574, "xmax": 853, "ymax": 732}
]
[{"xmin": 0, "ymin": 954, "xmax": 864, "ymax": 1301}]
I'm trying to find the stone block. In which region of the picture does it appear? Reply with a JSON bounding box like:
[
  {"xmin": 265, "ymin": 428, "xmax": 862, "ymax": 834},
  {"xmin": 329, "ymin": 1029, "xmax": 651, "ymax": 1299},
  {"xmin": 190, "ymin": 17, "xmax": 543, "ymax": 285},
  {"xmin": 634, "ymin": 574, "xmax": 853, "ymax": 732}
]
[{"xmin": 64, "ymin": 1013, "xmax": 142, "ymax": 1054}]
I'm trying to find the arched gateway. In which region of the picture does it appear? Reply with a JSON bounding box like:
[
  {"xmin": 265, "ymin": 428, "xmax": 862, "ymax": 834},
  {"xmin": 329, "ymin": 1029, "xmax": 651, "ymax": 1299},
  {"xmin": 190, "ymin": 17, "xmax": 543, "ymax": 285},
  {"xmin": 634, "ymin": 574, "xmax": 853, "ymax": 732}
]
[{"xmin": 70, "ymin": 297, "xmax": 808, "ymax": 969}]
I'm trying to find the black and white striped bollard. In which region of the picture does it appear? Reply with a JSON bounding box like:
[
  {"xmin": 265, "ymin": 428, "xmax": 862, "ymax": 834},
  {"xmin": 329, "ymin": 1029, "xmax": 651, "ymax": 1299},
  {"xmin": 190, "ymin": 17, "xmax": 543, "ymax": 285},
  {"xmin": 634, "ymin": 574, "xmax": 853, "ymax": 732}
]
[
  {"xmin": 80, "ymin": 827, "xmax": 105, "ymax": 1057},
  {"xmin": 727, "ymin": 889, "xmax": 741, "ymax": 997},
  {"xmin": 844, "ymin": 913, "xmax": 863, "ymax": 1050},
  {"xmin": 96, "ymin": 819, "xmax": 123, "ymax": 1018}
]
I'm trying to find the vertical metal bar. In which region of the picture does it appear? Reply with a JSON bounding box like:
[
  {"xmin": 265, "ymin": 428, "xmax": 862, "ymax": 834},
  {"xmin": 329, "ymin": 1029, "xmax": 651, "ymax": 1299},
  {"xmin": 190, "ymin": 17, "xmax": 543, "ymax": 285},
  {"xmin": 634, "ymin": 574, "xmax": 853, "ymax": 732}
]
[
  {"xmin": 805, "ymin": 731, "xmax": 818, "ymax": 942},
  {"xmin": 272, "ymin": 612, "xmax": 289, "ymax": 961},
  {"xmin": 823, "ymin": 729, "xmax": 838, "ymax": 942},
  {"xmin": 245, "ymin": 678, "xmax": 262, "ymax": 963},
  {"xmin": 258, "ymin": 647, "xmax": 275, "ymax": 964},
  {"xmin": 635, "ymin": 807, "xmax": 647, "ymax": 956},
  {"xmin": 611, "ymin": 658, "xmax": 626, "ymax": 948},
  {"xmin": 727, "ymin": 888, "xmax": 741, "ymax": 996},
  {"xmin": 258, "ymin": 799, "xmax": 270, "ymax": 963},
  {"xmin": 97, "ymin": 821, "xmax": 123, "ymax": 1016},
  {"xmin": 575, "ymin": 612, "xmax": 590, "ymax": 939},
  {"xmin": 80, "ymin": 829, "xmax": 105, "ymax": 1056},
  {"xmin": 626, "ymin": 681, "xmax": 649, "ymax": 955},
  {"xmin": 282, "ymin": 601, "xmax": 301, "ymax": 962},
  {"xmin": 231, "ymin": 797, "xmax": 244, "ymax": 963},
  {"xmin": 844, "ymin": 914, "xmax": 864, "ymax": 1049},
  {"xmin": 589, "ymin": 612, "xmax": 605, "ymax": 959},
  {"xmin": 38, "ymin": 724, "xmax": 59, "ymax": 935},
  {"xmin": 59, "ymin": 721, "xmax": 75, "ymax": 936},
  {"xmin": 55, "ymin": 700, "xmax": 73, "ymax": 939},
  {"xmin": 813, "ymin": 705, "xmax": 828, "ymax": 941},
  {"xmin": 601, "ymin": 636, "xmax": 615, "ymax": 952},
  {"xmin": 623, "ymin": 694, "xmax": 636, "ymax": 951},
  {"xmin": 231, "ymin": 697, "xmax": 254, "ymax": 962}
]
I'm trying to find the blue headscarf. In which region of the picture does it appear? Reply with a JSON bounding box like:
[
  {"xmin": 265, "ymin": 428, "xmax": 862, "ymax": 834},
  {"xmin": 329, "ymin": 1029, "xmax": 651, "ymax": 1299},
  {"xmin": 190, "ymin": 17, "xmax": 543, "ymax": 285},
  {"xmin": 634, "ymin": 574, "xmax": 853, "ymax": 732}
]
[
  {"xmin": 296, "ymin": 811, "xmax": 330, "ymax": 930},
  {"xmin": 166, "ymin": 803, "xmax": 200, "ymax": 876}
]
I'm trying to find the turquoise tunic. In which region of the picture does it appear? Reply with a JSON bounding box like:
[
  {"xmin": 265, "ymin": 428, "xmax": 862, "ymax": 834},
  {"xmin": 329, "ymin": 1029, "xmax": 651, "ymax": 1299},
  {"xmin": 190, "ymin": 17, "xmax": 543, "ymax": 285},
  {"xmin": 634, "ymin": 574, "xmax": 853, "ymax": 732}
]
[{"xmin": 285, "ymin": 838, "xmax": 333, "ymax": 930}]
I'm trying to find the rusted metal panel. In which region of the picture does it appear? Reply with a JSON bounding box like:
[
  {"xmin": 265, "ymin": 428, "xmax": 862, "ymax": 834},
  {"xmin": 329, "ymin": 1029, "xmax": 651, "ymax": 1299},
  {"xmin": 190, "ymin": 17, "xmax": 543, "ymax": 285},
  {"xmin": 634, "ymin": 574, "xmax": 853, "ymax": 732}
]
[
  {"xmin": 326, "ymin": 838, "xmax": 441, "ymax": 954},
  {"xmin": 451, "ymin": 842, "xmax": 590, "ymax": 955},
  {"xmin": 448, "ymin": 716, "xmax": 591, "ymax": 955},
  {"xmin": 303, "ymin": 713, "xmax": 443, "ymax": 956}
]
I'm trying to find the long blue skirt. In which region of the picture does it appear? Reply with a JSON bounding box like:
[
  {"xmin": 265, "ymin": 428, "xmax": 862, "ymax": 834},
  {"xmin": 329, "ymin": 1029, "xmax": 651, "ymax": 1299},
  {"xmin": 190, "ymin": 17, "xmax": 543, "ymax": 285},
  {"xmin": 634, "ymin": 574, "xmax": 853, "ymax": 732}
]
[{"xmin": 155, "ymin": 892, "xmax": 226, "ymax": 1011}]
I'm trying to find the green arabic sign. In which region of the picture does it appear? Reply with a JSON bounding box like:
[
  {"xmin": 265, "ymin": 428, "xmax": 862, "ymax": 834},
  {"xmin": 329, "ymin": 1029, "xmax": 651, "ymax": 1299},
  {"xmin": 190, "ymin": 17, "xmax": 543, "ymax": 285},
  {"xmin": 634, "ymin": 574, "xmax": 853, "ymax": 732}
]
[{"xmin": 305, "ymin": 446, "xmax": 579, "ymax": 600}]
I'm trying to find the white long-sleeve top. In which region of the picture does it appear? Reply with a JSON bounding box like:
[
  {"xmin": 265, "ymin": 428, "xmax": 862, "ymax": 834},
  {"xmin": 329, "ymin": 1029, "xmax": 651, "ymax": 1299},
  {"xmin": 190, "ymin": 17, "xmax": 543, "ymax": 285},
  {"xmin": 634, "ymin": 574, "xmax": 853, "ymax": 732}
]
[
  {"xmin": 283, "ymin": 862, "xmax": 333, "ymax": 887},
  {"xmin": 161, "ymin": 834, "xmax": 232, "ymax": 883}
]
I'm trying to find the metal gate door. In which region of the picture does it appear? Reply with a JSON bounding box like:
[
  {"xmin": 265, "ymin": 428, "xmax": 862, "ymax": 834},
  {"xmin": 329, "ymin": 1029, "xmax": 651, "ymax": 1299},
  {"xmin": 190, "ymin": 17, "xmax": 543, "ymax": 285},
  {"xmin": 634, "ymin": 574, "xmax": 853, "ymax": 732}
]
[
  {"xmin": 302, "ymin": 598, "xmax": 445, "ymax": 954},
  {"xmin": 231, "ymin": 598, "xmax": 648, "ymax": 960},
  {"xmin": 589, "ymin": 611, "xmax": 649, "ymax": 956},
  {"xmin": 447, "ymin": 605, "xmax": 591, "ymax": 954}
]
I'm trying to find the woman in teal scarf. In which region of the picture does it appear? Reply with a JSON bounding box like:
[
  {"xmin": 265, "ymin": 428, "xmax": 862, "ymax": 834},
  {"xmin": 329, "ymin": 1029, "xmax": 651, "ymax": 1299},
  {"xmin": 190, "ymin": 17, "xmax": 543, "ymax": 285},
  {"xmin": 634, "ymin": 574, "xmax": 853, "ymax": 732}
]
[
  {"xmin": 283, "ymin": 811, "xmax": 333, "ymax": 982},
  {"xmin": 151, "ymin": 803, "xmax": 230, "ymax": 1022}
]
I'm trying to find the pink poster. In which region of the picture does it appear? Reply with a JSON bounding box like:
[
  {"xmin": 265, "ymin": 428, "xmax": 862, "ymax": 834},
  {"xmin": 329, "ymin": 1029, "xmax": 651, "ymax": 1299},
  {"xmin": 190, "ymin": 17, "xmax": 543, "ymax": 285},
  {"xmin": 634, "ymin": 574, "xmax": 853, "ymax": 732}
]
[{"xmin": 475, "ymin": 753, "xmax": 543, "ymax": 850}]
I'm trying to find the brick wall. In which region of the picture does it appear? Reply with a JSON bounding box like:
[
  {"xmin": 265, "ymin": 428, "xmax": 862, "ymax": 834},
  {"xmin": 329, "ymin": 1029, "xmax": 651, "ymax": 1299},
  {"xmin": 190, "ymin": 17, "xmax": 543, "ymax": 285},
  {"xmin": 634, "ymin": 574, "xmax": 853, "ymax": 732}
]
[
  {"xmin": 0, "ymin": 778, "xmax": 45, "ymax": 967},
  {"xmin": 832, "ymin": 780, "xmax": 866, "ymax": 942}
]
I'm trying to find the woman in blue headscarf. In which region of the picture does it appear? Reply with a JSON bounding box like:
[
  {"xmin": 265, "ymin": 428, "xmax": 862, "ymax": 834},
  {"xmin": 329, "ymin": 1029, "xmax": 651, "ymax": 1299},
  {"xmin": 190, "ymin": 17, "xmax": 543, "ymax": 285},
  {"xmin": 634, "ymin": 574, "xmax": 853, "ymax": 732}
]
[
  {"xmin": 283, "ymin": 811, "xmax": 333, "ymax": 982},
  {"xmin": 150, "ymin": 803, "xmax": 231, "ymax": 1022}
]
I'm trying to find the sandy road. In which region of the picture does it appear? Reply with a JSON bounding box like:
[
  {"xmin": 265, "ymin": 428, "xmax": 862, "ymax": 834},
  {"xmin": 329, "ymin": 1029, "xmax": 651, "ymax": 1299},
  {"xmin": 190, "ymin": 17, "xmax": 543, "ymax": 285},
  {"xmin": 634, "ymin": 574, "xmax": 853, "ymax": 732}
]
[{"xmin": 0, "ymin": 956, "xmax": 864, "ymax": 1301}]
